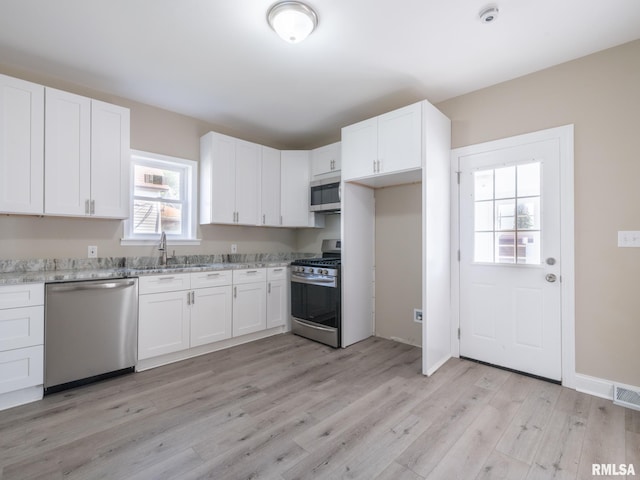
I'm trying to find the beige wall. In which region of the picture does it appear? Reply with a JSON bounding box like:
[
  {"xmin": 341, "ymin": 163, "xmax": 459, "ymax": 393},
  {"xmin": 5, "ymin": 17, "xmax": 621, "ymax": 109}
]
[
  {"xmin": 374, "ymin": 183, "xmax": 422, "ymax": 347},
  {"xmin": 0, "ymin": 64, "xmax": 299, "ymax": 260},
  {"xmin": 437, "ymin": 39, "xmax": 640, "ymax": 386}
]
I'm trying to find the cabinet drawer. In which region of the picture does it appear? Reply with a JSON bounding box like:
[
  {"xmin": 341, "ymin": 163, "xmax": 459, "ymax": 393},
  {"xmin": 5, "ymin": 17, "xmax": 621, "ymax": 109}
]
[
  {"xmin": 0, "ymin": 283, "xmax": 44, "ymax": 310},
  {"xmin": 232, "ymin": 268, "xmax": 266, "ymax": 285},
  {"xmin": 138, "ymin": 273, "xmax": 190, "ymax": 295},
  {"xmin": 190, "ymin": 270, "xmax": 232, "ymax": 289},
  {"xmin": 0, "ymin": 345, "xmax": 43, "ymax": 394},
  {"xmin": 0, "ymin": 306, "xmax": 44, "ymax": 351},
  {"xmin": 267, "ymin": 267, "xmax": 288, "ymax": 281}
]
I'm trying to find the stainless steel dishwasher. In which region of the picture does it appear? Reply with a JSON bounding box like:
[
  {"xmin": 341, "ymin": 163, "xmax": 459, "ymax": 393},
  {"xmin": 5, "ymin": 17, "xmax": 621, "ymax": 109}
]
[{"xmin": 45, "ymin": 278, "xmax": 138, "ymax": 394}]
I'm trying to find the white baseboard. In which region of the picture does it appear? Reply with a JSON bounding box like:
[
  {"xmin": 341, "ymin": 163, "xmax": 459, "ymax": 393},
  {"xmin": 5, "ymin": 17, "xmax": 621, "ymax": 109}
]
[
  {"xmin": 136, "ymin": 326, "xmax": 286, "ymax": 372},
  {"xmin": 574, "ymin": 373, "xmax": 615, "ymax": 400},
  {"xmin": 0, "ymin": 385, "xmax": 43, "ymax": 412}
]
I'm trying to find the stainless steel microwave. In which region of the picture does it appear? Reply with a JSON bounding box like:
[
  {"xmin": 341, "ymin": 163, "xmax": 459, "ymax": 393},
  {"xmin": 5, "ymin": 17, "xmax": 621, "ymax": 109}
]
[{"xmin": 310, "ymin": 176, "xmax": 341, "ymax": 212}]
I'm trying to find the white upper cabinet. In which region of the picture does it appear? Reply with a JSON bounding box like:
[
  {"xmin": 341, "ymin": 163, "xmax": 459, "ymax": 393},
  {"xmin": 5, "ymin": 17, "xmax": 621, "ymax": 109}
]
[
  {"xmin": 281, "ymin": 150, "xmax": 314, "ymax": 227},
  {"xmin": 311, "ymin": 141, "xmax": 341, "ymax": 178},
  {"xmin": 261, "ymin": 145, "xmax": 281, "ymax": 226},
  {"xmin": 0, "ymin": 75, "xmax": 44, "ymax": 215},
  {"xmin": 44, "ymin": 87, "xmax": 130, "ymax": 218},
  {"xmin": 200, "ymin": 132, "xmax": 261, "ymax": 226},
  {"xmin": 342, "ymin": 101, "xmax": 422, "ymax": 184},
  {"xmin": 90, "ymin": 99, "xmax": 130, "ymax": 218}
]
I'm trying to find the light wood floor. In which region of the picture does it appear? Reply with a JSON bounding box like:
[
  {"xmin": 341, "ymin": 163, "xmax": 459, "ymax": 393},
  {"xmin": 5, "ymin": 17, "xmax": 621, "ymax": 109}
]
[{"xmin": 0, "ymin": 334, "xmax": 638, "ymax": 479}]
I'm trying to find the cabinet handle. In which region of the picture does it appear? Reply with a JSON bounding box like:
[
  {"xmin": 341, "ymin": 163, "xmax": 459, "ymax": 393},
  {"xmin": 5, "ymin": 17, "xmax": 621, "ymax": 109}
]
[
  {"xmin": 90, "ymin": 199, "xmax": 95, "ymax": 215},
  {"xmin": 234, "ymin": 286, "xmax": 237, "ymax": 298},
  {"xmin": 280, "ymin": 215, "xmax": 283, "ymax": 226},
  {"xmin": 85, "ymin": 199, "xmax": 90, "ymax": 214},
  {"xmin": 207, "ymin": 272, "xmax": 220, "ymax": 277},
  {"xmin": 263, "ymin": 214, "xmax": 266, "ymax": 225},
  {"xmin": 268, "ymin": 282, "xmax": 271, "ymax": 294},
  {"xmin": 246, "ymin": 270, "xmax": 258, "ymax": 274},
  {"xmin": 373, "ymin": 160, "xmax": 376, "ymax": 173},
  {"xmin": 191, "ymin": 291, "xmax": 195, "ymax": 304},
  {"xmin": 273, "ymin": 268, "xmax": 283, "ymax": 272},
  {"xmin": 187, "ymin": 291, "xmax": 191, "ymax": 305},
  {"xmin": 158, "ymin": 276, "xmax": 176, "ymax": 281}
]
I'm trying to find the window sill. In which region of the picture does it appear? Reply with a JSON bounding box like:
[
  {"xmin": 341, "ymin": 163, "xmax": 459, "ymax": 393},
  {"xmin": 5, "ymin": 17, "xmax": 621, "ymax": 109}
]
[{"xmin": 120, "ymin": 238, "xmax": 202, "ymax": 247}]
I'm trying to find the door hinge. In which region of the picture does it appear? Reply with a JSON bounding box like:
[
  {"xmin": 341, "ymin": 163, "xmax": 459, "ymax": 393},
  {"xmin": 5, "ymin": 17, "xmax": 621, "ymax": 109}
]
[
  {"xmin": 458, "ymin": 327, "xmax": 461, "ymax": 340},
  {"xmin": 456, "ymin": 171, "xmax": 461, "ymax": 185},
  {"xmin": 457, "ymin": 250, "xmax": 461, "ymax": 262}
]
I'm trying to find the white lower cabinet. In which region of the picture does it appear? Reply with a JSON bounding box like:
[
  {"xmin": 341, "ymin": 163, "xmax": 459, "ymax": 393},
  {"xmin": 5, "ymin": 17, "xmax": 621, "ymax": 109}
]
[
  {"xmin": 138, "ymin": 289, "xmax": 191, "ymax": 360},
  {"xmin": 0, "ymin": 283, "xmax": 44, "ymax": 410},
  {"xmin": 267, "ymin": 267, "xmax": 288, "ymax": 329},
  {"xmin": 191, "ymin": 285, "xmax": 232, "ymax": 347},
  {"xmin": 138, "ymin": 267, "xmax": 286, "ymax": 365},
  {"xmin": 232, "ymin": 269, "xmax": 267, "ymax": 337}
]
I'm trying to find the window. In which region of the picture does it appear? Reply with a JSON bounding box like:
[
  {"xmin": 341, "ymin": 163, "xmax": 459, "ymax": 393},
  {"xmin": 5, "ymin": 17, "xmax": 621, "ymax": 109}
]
[
  {"xmin": 123, "ymin": 150, "xmax": 198, "ymax": 244},
  {"xmin": 473, "ymin": 162, "xmax": 541, "ymax": 265}
]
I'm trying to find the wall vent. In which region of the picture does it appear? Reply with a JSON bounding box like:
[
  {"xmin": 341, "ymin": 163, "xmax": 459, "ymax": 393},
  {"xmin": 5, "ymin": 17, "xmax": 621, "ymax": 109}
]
[{"xmin": 613, "ymin": 384, "xmax": 640, "ymax": 411}]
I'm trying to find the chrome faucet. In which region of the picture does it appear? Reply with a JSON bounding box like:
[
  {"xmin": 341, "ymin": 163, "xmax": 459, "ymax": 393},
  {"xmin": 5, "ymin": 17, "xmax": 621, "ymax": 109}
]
[{"xmin": 158, "ymin": 231, "xmax": 168, "ymax": 266}]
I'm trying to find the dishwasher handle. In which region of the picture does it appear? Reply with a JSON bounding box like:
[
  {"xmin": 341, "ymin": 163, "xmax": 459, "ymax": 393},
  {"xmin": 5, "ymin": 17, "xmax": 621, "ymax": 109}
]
[{"xmin": 47, "ymin": 279, "xmax": 137, "ymax": 293}]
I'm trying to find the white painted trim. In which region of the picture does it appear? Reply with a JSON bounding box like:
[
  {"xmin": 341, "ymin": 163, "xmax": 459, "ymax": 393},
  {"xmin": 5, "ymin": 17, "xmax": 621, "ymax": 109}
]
[
  {"xmin": 0, "ymin": 385, "xmax": 43, "ymax": 411},
  {"xmin": 450, "ymin": 125, "xmax": 576, "ymax": 387},
  {"xmin": 136, "ymin": 326, "xmax": 287, "ymax": 372},
  {"xmin": 574, "ymin": 373, "xmax": 615, "ymax": 400}
]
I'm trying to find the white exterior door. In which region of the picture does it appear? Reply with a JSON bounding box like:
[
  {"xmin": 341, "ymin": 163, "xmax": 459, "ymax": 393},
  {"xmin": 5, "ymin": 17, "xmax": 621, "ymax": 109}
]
[{"xmin": 458, "ymin": 137, "xmax": 563, "ymax": 380}]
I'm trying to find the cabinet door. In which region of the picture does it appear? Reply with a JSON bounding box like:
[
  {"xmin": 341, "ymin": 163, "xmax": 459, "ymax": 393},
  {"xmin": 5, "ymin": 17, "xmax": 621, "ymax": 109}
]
[
  {"xmin": 233, "ymin": 282, "xmax": 266, "ymax": 337},
  {"xmin": 138, "ymin": 291, "xmax": 190, "ymax": 359},
  {"xmin": 261, "ymin": 146, "xmax": 281, "ymax": 226},
  {"xmin": 281, "ymin": 150, "xmax": 313, "ymax": 227},
  {"xmin": 341, "ymin": 117, "xmax": 377, "ymax": 181},
  {"xmin": 44, "ymin": 88, "xmax": 91, "ymax": 216},
  {"xmin": 90, "ymin": 99, "xmax": 130, "ymax": 218},
  {"xmin": 266, "ymin": 278, "xmax": 287, "ymax": 329},
  {"xmin": 0, "ymin": 306, "xmax": 44, "ymax": 351},
  {"xmin": 201, "ymin": 132, "xmax": 236, "ymax": 224},
  {"xmin": 191, "ymin": 286, "xmax": 232, "ymax": 347},
  {"xmin": 0, "ymin": 346, "xmax": 43, "ymax": 394},
  {"xmin": 0, "ymin": 74, "xmax": 44, "ymax": 215},
  {"xmin": 377, "ymin": 101, "xmax": 422, "ymax": 174},
  {"xmin": 311, "ymin": 142, "xmax": 341, "ymax": 178},
  {"xmin": 234, "ymin": 139, "xmax": 261, "ymax": 225}
]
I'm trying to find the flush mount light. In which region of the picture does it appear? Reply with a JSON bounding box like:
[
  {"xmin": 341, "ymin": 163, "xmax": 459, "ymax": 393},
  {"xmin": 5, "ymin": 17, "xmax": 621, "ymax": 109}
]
[
  {"xmin": 267, "ymin": 1, "xmax": 318, "ymax": 44},
  {"xmin": 479, "ymin": 5, "xmax": 499, "ymax": 23}
]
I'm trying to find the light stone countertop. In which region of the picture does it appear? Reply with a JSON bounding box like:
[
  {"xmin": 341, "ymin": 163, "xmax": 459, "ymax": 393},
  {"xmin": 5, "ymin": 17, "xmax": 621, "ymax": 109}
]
[{"xmin": 0, "ymin": 254, "xmax": 309, "ymax": 286}]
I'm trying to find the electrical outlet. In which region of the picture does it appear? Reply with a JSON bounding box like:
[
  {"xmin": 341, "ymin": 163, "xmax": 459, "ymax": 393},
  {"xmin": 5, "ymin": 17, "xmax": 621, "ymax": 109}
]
[
  {"xmin": 618, "ymin": 231, "xmax": 640, "ymax": 247},
  {"xmin": 413, "ymin": 308, "xmax": 423, "ymax": 323},
  {"xmin": 88, "ymin": 245, "xmax": 98, "ymax": 258},
  {"xmin": 231, "ymin": 244, "xmax": 238, "ymax": 254}
]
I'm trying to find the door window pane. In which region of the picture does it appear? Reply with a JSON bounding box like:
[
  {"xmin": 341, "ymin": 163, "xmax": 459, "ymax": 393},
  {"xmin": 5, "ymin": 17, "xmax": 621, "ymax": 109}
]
[{"xmin": 473, "ymin": 161, "xmax": 541, "ymax": 264}]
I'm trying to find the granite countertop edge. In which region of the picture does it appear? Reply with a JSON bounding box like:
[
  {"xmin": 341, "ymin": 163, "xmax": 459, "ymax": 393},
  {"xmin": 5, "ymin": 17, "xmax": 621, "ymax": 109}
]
[{"xmin": 0, "ymin": 261, "xmax": 295, "ymax": 286}]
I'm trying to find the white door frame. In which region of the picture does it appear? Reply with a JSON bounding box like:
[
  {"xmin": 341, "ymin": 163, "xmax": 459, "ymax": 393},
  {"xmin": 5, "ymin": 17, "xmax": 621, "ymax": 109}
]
[{"xmin": 450, "ymin": 125, "xmax": 576, "ymax": 388}]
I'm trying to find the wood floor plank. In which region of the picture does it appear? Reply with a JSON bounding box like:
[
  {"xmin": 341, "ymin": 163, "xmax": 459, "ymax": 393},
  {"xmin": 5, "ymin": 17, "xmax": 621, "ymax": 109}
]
[
  {"xmin": 576, "ymin": 397, "xmax": 627, "ymax": 480},
  {"xmin": 526, "ymin": 409, "xmax": 587, "ymax": 479},
  {"xmin": 374, "ymin": 461, "xmax": 424, "ymax": 480},
  {"xmin": 0, "ymin": 334, "xmax": 636, "ymax": 480},
  {"xmin": 495, "ymin": 380, "xmax": 562, "ymax": 465},
  {"xmin": 396, "ymin": 383, "xmax": 498, "ymax": 477},
  {"xmin": 475, "ymin": 451, "xmax": 530, "ymax": 480}
]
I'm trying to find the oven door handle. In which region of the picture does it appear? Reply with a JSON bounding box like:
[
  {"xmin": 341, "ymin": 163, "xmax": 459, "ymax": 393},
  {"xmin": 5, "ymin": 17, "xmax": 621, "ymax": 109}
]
[
  {"xmin": 293, "ymin": 318, "xmax": 336, "ymax": 333},
  {"xmin": 291, "ymin": 273, "xmax": 337, "ymax": 287}
]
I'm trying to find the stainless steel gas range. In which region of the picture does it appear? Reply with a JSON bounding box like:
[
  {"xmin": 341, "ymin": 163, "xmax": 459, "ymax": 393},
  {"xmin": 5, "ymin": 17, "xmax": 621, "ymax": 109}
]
[{"xmin": 290, "ymin": 239, "xmax": 341, "ymax": 348}]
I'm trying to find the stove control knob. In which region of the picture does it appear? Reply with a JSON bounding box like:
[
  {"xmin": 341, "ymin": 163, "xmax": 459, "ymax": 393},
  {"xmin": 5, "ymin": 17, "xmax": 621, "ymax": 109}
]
[
  {"xmin": 306, "ymin": 267, "xmax": 313, "ymax": 274},
  {"xmin": 322, "ymin": 269, "xmax": 328, "ymax": 275}
]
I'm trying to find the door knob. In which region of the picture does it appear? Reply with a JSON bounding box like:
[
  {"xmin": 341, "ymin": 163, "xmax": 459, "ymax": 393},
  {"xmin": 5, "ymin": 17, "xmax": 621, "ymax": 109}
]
[
  {"xmin": 545, "ymin": 273, "xmax": 557, "ymax": 283},
  {"xmin": 546, "ymin": 257, "xmax": 556, "ymax": 266}
]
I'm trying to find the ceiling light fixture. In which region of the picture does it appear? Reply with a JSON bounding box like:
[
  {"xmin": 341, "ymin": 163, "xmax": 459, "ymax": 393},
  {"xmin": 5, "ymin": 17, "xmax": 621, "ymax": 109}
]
[
  {"xmin": 479, "ymin": 5, "xmax": 499, "ymax": 23},
  {"xmin": 267, "ymin": 1, "xmax": 318, "ymax": 44}
]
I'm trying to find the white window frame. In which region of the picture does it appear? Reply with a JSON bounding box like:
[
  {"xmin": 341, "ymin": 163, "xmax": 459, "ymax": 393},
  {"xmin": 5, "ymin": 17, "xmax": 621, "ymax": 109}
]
[{"xmin": 121, "ymin": 150, "xmax": 200, "ymax": 245}]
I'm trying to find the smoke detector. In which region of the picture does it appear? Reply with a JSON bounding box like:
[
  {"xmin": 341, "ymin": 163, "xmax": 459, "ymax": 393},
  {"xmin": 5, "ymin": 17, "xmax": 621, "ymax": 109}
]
[{"xmin": 479, "ymin": 5, "xmax": 499, "ymax": 23}]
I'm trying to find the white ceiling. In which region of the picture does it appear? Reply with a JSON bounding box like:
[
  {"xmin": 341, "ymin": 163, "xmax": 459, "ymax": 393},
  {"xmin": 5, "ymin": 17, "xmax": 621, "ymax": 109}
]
[{"xmin": 1, "ymin": 0, "xmax": 639, "ymax": 149}]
